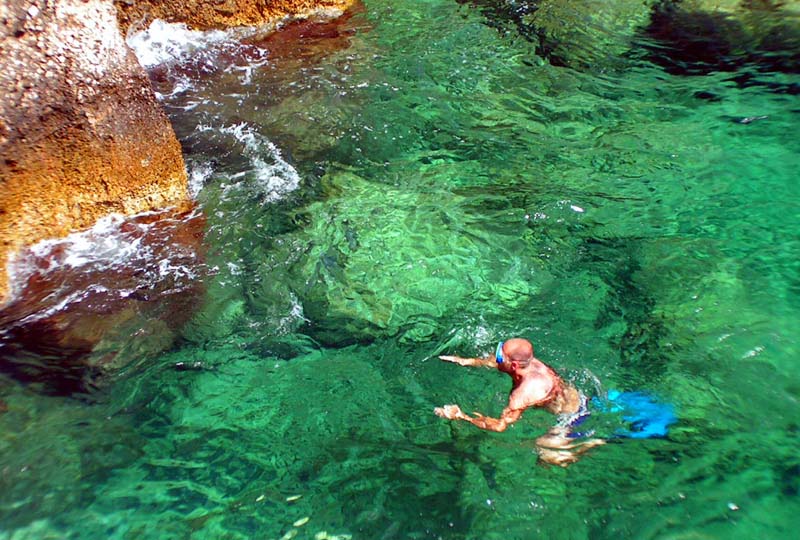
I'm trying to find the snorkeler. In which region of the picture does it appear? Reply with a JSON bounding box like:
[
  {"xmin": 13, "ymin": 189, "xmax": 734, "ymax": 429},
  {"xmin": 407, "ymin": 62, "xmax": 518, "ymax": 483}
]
[{"xmin": 434, "ymin": 338, "xmax": 606, "ymax": 467}]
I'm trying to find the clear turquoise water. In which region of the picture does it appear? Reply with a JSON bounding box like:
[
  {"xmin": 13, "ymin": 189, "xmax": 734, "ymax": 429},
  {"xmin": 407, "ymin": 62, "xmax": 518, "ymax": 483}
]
[{"xmin": 2, "ymin": 1, "xmax": 800, "ymax": 538}]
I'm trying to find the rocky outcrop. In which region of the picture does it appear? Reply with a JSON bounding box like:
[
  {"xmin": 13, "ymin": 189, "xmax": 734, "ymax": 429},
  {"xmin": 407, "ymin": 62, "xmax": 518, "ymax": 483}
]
[
  {"xmin": 461, "ymin": 0, "xmax": 659, "ymax": 70},
  {"xmin": 464, "ymin": 0, "xmax": 799, "ymax": 72},
  {"xmin": 0, "ymin": 0, "xmax": 190, "ymax": 303},
  {"xmin": 0, "ymin": 0, "xmax": 360, "ymax": 390},
  {"xmin": 0, "ymin": 1, "xmax": 361, "ymax": 304},
  {"xmin": 525, "ymin": 0, "xmax": 659, "ymax": 69},
  {"xmin": 647, "ymin": 0, "xmax": 800, "ymax": 74},
  {"xmin": 114, "ymin": 0, "xmax": 356, "ymax": 34}
]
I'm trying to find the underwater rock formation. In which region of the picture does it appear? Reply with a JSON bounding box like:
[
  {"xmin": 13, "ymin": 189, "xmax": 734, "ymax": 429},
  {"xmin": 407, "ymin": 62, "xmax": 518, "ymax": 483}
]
[
  {"xmin": 525, "ymin": 0, "xmax": 658, "ymax": 69},
  {"xmin": 646, "ymin": 0, "xmax": 800, "ymax": 74},
  {"xmin": 114, "ymin": 0, "xmax": 357, "ymax": 34},
  {"xmin": 0, "ymin": 210, "xmax": 206, "ymax": 395},
  {"xmin": 0, "ymin": 0, "xmax": 190, "ymax": 303},
  {"xmin": 464, "ymin": 0, "xmax": 799, "ymax": 72},
  {"xmin": 461, "ymin": 0, "xmax": 659, "ymax": 70},
  {"xmin": 265, "ymin": 171, "xmax": 542, "ymax": 346}
]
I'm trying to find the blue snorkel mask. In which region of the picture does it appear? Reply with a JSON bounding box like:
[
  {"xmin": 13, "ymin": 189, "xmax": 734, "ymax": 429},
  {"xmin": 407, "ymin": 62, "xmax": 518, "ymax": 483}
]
[{"xmin": 495, "ymin": 341, "xmax": 505, "ymax": 364}]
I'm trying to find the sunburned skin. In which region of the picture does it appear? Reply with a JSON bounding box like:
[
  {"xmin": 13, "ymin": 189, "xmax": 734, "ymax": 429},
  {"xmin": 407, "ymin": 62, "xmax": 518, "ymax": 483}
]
[{"xmin": 434, "ymin": 337, "xmax": 605, "ymax": 467}]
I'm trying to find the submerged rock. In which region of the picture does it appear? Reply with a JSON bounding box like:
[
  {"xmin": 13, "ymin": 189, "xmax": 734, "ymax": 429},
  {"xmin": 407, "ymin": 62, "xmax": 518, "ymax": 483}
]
[
  {"xmin": 524, "ymin": 0, "xmax": 658, "ymax": 70},
  {"xmin": 463, "ymin": 0, "xmax": 800, "ymax": 73},
  {"xmin": 0, "ymin": 0, "xmax": 190, "ymax": 303},
  {"xmin": 272, "ymin": 171, "xmax": 545, "ymax": 345},
  {"xmin": 461, "ymin": 0, "xmax": 659, "ymax": 70},
  {"xmin": 646, "ymin": 0, "xmax": 800, "ymax": 74},
  {"xmin": 0, "ymin": 209, "xmax": 206, "ymax": 394}
]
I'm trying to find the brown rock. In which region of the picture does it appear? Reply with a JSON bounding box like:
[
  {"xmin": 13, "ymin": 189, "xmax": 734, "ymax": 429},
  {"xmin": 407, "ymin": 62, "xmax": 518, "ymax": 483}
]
[
  {"xmin": 114, "ymin": 0, "xmax": 357, "ymax": 34},
  {"xmin": 0, "ymin": 0, "xmax": 191, "ymax": 304}
]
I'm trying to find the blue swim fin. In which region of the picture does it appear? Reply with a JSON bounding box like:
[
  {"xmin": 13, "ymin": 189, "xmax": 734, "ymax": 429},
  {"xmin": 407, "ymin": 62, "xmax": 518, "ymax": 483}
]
[{"xmin": 596, "ymin": 390, "xmax": 677, "ymax": 439}]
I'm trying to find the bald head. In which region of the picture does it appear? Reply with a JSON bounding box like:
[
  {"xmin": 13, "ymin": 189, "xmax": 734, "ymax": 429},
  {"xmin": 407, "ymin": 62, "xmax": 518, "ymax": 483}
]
[{"xmin": 502, "ymin": 338, "xmax": 534, "ymax": 366}]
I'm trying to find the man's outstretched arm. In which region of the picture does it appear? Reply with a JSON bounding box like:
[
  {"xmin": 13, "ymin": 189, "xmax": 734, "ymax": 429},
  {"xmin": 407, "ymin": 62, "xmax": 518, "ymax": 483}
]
[
  {"xmin": 434, "ymin": 404, "xmax": 523, "ymax": 432},
  {"xmin": 439, "ymin": 355, "xmax": 496, "ymax": 368}
]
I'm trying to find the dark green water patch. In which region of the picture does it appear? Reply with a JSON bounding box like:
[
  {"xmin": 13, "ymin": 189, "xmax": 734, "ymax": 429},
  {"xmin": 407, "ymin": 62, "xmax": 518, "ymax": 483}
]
[{"xmin": 644, "ymin": 0, "xmax": 800, "ymax": 76}]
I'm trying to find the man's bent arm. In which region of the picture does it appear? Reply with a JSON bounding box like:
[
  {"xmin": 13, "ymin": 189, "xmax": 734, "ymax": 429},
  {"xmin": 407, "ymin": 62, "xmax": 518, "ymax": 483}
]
[
  {"xmin": 461, "ymin": 407, "xmax": 523, "ymax": 432},
  {"xmin": 435, "ymin": 405, "xmax": 523, "ymax": 432}
]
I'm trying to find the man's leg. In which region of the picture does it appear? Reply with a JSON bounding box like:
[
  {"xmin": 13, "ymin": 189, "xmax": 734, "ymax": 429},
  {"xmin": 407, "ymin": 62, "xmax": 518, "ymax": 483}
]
[{"xmin": 535, "ymin": 428, "xmax": 605, "ymax": 467}]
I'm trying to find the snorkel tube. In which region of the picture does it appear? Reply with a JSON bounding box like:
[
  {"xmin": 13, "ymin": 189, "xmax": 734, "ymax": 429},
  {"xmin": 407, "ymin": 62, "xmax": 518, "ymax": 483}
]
[{"xmin": 495, "ymin": 341, "xmax": 505, "ymax": 364}]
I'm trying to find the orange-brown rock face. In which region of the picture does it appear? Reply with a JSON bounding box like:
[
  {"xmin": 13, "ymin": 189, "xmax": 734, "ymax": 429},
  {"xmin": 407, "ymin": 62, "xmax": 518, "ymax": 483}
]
[
  {"xmin": 114, "ymin": 0, "xmax": 357, "ymax": 34},
  {"xmin": 0, "ymin": 0, "xmax": 191, "ymax": 304}
]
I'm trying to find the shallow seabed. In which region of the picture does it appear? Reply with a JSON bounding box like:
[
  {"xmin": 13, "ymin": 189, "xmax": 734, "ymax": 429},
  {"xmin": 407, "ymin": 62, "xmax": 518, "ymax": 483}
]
[{"xmin": 2, "ymin": 1, "xmax": 800, "ymax": 539}]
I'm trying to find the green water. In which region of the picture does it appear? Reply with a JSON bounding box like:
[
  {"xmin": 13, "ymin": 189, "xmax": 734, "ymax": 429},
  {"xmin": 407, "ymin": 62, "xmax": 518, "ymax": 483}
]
[{"xmin": 2, "ymin": 1, "xmax": 800, "ymax": 538}]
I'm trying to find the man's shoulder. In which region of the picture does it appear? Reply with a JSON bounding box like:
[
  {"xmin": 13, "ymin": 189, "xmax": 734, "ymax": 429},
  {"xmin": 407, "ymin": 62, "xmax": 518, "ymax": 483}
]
[{"xmin": 509, "ymin": 375, "xmax": 556, "ymax": 409}]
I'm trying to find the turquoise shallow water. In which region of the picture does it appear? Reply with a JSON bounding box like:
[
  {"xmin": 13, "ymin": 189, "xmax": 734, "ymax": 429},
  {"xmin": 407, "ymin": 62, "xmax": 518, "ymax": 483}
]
[{"xmin": 2, "ymin": 1, "xmax": 800, "ymax": 538}]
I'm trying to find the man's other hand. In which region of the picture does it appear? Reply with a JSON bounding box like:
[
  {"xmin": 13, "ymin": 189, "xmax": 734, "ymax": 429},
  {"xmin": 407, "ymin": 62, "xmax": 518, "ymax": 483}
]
[
  {"xmin": 439, "ymin": 355, "xmax": 469, "ymax": 366},
  {"xmin": 434, "ymin": 404, "xmax": 464, "ymax": 420}
]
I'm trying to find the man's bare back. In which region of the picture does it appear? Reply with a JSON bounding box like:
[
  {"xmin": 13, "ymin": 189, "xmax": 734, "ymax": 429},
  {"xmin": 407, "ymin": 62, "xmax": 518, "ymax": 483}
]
[{"xmin": 434, "ymin": 338, "xmax": 604, "ymax": 467}]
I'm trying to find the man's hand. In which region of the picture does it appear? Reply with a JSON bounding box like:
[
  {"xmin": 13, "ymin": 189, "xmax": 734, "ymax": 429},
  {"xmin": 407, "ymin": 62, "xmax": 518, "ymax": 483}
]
[
  {"xmin": 439, "ymin": 355, "xmax": 470, "ymax": 366},
  {"xmin": 434, "ymin": 404, "xmax": 464, "ymax": 420}
]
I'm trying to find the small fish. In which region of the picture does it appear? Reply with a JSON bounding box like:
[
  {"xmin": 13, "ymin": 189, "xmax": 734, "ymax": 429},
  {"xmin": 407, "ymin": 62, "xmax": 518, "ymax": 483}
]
[
  {"xmin": 736, "ymin": 115, "xmax": 768, "ymax": 124},
  {"xmin": 293, "ymin": 517, "xmax": 310, "ymax": 527},
  {"xmin": 280, "ymin": 530, "xmax": 298, "ymax": 540},
  {"xmin": 286, "ymin": 494, "xmax": 302, "ymax": 502}
]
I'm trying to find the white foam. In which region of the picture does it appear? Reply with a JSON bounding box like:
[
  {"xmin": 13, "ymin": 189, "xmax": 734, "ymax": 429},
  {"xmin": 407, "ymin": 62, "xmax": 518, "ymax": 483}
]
[
  {"xmin": 278, "ymin": 292, "xmax": 309, "ymax": 333},
  {"xmin": 126, "ymin": 19, "xmax": 230, "ymax": 68},
  {"xmin": 188, "ymin": 161, "xmax": 215, "ymax": 198},
  {"xmin": 126, "ymin": 5, "xmax": 349, "ymax": 70},
  {"xmin": 17, "ymin": 285, "xmax": 106, "ymax": 325},
  {"xmin": 25, "ymin": 214, "xmax": 148, "ymax": 272},
  {"xmin": 155, "ymin": 75, "xmax": 198, "ymax": 100},
  {"xmin": 201, "ymin": 122, "xmax": 301, "ymax": 203},
  {"xmin": 6, "ymin": 210, "xmax": 200, "ymax": 306}
]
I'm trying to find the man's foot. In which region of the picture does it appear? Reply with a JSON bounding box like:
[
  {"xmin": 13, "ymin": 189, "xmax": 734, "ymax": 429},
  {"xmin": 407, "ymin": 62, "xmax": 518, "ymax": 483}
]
[{"xmin": 537, "ymin": 448, "xmax": 579, "ymax": 467}]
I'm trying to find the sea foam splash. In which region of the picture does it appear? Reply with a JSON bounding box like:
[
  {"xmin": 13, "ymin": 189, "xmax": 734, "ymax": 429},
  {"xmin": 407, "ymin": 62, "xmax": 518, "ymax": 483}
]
[
  {"xmin": 188, "ymin": 160, "xmax": 215, "ymax": 198},
  {"xmin": 126, "ymin": 7, "xmax": 348, "ymax": 69},
  {"xmin": 5, "ymin": 210, "xmax": 203, "ymax": 311},
  {"xmin": 198, "ymin": 122, "xmax": 301, "ymax": 203},
  {"xmin": 126, "ymin": 19, "xmax": 231, "ymax": 69},
  {"xmin": 126, "ymin": 21, "xmax": 300, "ymax": 204},
  {"xmin": 125, "ymin": 17, "xmax": 270, "ymax": 78}
]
